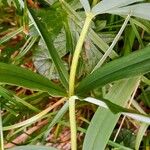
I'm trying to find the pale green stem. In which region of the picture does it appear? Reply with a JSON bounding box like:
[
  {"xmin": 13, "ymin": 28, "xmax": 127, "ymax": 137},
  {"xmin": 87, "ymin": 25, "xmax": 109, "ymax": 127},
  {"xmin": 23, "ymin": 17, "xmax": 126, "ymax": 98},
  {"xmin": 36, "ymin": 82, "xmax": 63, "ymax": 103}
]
[
  {"xmin": 0, "ymin": 106, "xmax": 4, "ymax": 150},
  {"xmin": 69, "ymin": 13, "xmax": 94, "ymax": 150},
  {"xmin": 92, "ymin": 14, "xmax": 131, "ymax": 73},
  {"xmin": 69, "ymin": 13, "xmax": 93, "ymax": 96},
  {"xmin": 69, "ymin": 96, "xmax": 78, "ymax": 150}
]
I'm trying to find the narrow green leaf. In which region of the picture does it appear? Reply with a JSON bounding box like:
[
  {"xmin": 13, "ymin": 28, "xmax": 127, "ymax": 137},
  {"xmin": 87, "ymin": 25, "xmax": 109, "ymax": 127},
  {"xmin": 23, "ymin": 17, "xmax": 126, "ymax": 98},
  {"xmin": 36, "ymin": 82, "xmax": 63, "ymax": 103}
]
[
  {"xmin": 28, "ymin": 8, "xmax": 69, "ymax": 89},
  {"xmin": 130, "ymin": 21, "xmax": 144, "ymax": 48},
  {"xmin": 43, "ymin": 101, "xmax": 69, "ymax": 140},
  {"xmin": 0, "ymin": 63, "xmax": 65, "ymax": 96},
  {"xmin": 0, "ymin": 23, "xmax": 33, "ymax": 45},
  {"xmin": 131, "ymin": 18, "xmax": 150, "ymax": 34},
  {"xmin": 3, "ymin": 98, "xmax": 66, "ymax": 131},
  {"xmin": 8, "ymin": 145, "xmax": 57, "ymax": 150},
  {"xmin": 0, "ymin": 105, "xmax": 4, "ymax": 150},
  {"xmin": 108, "ymin": 140, "xmax": 133, "ymax": 150},
  {"xmin": 15, "ymin": 36, "xmax": 38, "ymax": 61},
  {"xmin": 135, "ymin": 123, "xmax": 149, "ymax": 150},
  {"xmin": 63, "ymin": 21, "xmax": 74, "ymax": 54},
  {"xmin": 80, "ymin": 0, "xmax": 91, "ymax": 13},
  {"xmin": 77, "ymin": 46, "xmax": 150, "ymax": 94},
  {"xmin": 0, "ymin": 86, "xmax": 40, "ymax": 112},
  {"xmin": 122, "ymin": 26, "xmax": 135, "ymax": 55}
]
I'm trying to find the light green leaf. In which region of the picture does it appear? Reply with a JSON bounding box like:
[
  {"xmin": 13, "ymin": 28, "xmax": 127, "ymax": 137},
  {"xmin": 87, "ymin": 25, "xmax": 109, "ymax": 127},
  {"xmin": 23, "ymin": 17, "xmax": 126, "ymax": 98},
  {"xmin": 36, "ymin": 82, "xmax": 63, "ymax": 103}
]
[
  {"xmin": 80, "ymin": 0, "xmax": 91, "ymax": 12},
  {"xmin": 77, "ymin": 46, "xmax": 150, "ymax": 94},
  {"xmin": 135, "ymin": 123, "xmax": 149, "ymax": 150},
  {"xmin": 92, "ymin": 0, "xmax": 143, "ymax": 15},
  {"xmin": 106, "ymin": 3, "xmax": 150, "ymax": 21},
  {"xmin": 8, "ymin": 145, "xmax": 57, "ymax": 150},
  {"xmin": 83, "ymin": 78, "xmax": 139, "ymax": 150},
  {"xmin": 0, "ymin": 63, "xmax": 65, "ymax": 96}
]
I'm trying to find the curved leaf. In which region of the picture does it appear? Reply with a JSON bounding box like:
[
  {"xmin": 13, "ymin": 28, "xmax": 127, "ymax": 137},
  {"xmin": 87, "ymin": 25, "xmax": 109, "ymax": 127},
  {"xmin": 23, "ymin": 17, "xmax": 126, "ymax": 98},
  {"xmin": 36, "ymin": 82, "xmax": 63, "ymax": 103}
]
[
  {"xmin": 8, "ymin": 145, "xmax": 57, "ymax": 150},
  {"xmin": 92, "ymin": 0, "xmax": 143, "ymax": 15},
  {"xmin": 0, "ymin": 63, "xmax": 65, "ymax": 96},
  {"xmin": 77, "ymin": 46, "xmax": 150, "ymax": 94},
  {"xmin": 83, "ymin": 97, "xmax": 150, "ymax": 124},
  {"xmin": 106, "ymin": 3, "xmax": 150, "ymax": 21}
]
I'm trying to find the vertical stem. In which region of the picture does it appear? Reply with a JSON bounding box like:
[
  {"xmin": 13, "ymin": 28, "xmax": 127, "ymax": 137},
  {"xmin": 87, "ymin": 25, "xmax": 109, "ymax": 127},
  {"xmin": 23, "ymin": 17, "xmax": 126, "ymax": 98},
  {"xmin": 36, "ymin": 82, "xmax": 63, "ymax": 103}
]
[
  {"xmin": 69, "ymin": 13, "xmax": 93, "ymax": 150},
  {"xmin": 69, "ymin": 96, "xmax": 77, "ymax": 150},
  {"xmin": 69, "ymin": 13, "xmax": 93, "ymax": 96},
  {"xmin": 0, "ymin": 105, "xmax": 4, "ymax": 150}
]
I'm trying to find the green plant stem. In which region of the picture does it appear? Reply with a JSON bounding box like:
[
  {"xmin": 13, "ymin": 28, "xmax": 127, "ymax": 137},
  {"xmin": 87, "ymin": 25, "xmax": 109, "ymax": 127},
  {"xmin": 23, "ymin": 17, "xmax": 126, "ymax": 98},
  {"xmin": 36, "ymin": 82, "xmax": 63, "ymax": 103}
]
[
  {"xmin": 0, "ymin": 105, "xmax": 4, "ymax": 150},
  {"xmin": 92, "ymin": 14, "xmax": 131, "ymax": 72},
  {"xmin": 69, "ymin": 96, "xmax": 77, "ymax": 150},
  {"xmin": 68, "ymin": 13, "xmax": 93, "ymax": 150},
  {"xmin": 69, "ymin": 13, "xmax": 93, "ymax": 96}
]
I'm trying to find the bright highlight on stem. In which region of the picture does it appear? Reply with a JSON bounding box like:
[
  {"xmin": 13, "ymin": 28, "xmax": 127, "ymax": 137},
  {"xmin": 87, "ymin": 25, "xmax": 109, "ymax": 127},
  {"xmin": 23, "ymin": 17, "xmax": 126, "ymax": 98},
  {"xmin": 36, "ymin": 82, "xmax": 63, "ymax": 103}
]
[
  {"xmin": 0, "ymin": 105, "xmax": 4, "ymax": 150},
  {"xmin": 69, "ymin": 13, "xmax": 94, "ymax": 96}
]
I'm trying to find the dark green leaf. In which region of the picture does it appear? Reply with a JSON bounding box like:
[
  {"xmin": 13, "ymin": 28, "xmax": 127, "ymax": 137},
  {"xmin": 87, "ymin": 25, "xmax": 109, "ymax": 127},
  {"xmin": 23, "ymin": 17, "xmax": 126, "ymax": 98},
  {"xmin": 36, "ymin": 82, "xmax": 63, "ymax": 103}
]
[
  {"xmin": 28, "ymin": 7, "xmax": 69, "ymax": 89},
  {"xmin": 77, "ymin": 46, "xmax": 150, "ymax": 94},
  {"xmin": 0, "ymin": 63, "xmax": 65, "ymax": 96}
]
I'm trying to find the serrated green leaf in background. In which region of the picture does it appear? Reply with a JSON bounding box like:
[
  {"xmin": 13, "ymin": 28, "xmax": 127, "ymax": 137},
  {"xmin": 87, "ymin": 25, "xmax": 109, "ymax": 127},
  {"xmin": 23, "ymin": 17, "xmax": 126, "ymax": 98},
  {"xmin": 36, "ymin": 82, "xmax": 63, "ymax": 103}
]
[
  {"xmin": 33, "ymin": 31, "xmax": 68, "ymax": 80},
  {"xmin": 28, "ymin": 7, "xmax": 69, "ymax": 89}
]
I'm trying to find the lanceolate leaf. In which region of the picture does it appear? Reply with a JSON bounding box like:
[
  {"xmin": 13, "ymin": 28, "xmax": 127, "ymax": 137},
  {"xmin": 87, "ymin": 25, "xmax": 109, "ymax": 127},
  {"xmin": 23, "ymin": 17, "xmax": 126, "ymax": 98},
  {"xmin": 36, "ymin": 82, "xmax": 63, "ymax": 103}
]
[
  {"xmin": 83, "ymin": 78, "xmax": 140, "ymax": 150},
  {"xmin": 0, "ymin": 63, "xmax": 65, "ymax": 96},
  {"xmin": 28, "ymin": 8, "xmax": 69, "ymax": 89},
  {"xmin": 77, "ymin": 46, "xmax": 150, "ymax": 94}
]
